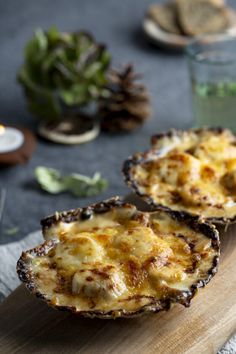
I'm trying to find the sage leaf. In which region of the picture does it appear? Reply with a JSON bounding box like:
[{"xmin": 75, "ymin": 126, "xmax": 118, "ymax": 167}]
[
  {"xmin": 5, "ymin": 227, "xmax": 19, "ymax": 236},
  {"xmin": 35, "ymin": 167, "xmax": 108, "ymax": 197}
]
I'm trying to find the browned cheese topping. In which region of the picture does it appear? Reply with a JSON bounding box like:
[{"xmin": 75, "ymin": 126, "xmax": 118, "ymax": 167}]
[
  {"xmin": 29, "ymin": 205, "xmax": 218, "ymax": 314},
  {"xmin": 130, "ymin": 129, "xmax": 236, "ymax": 219}
]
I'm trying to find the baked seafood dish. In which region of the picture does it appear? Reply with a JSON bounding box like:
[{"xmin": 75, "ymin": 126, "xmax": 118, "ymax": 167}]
[
  {"xmin": 17, "ymin": 197, "xmax": 219, "ymax": 318},
  {"xmin": 123, "ymin": 128, "xmax": 236, "ymax": 224}
]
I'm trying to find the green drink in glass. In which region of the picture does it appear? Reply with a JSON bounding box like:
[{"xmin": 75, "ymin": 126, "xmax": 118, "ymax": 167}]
[{"xmin": 186, "ymin": 35, "xmax": 236, "ymax": 131}]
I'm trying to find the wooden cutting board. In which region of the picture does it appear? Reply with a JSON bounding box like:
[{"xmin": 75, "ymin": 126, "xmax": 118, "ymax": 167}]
[{"xmin": 0, "ymin": 223, "xmax": 236, "ymax": 353}]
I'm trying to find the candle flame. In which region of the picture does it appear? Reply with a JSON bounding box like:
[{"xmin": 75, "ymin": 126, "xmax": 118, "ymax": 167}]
[{"xmin": 0, "ymin": 125, "xmax": 5, "ymax": 135}]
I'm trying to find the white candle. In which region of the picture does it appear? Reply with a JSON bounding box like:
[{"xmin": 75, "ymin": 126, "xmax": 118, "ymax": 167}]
[{"xmin": 0, "ymin": 126, "xmax": 24, "ymax": 153}]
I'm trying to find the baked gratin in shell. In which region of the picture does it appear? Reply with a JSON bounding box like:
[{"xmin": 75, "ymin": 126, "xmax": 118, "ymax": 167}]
[
  {"xmin": 17, "ymin": 197, "xmax": 219, "ymax": 319},
  {"xmin": 123, "ymin": 128, "xmax": 236, "ymax": 224}
]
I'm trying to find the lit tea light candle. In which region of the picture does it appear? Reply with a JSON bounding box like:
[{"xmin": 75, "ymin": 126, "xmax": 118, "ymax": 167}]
[{"xmin": 0, "ymin": 125, "xmax": 25, "ymax": 153}]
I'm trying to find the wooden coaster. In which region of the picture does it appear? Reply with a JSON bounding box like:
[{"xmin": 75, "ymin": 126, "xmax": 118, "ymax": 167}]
[
  {"xmin": 39, "ymin": 122, "xmax": 100, "ymax": 145},
  {"xmin": 38, "ymin": 115, "xmax": 100, "ymax": 145},
  {"xmin": 0, "ymin": 127, "xmax": 36, "ymax": 165}
]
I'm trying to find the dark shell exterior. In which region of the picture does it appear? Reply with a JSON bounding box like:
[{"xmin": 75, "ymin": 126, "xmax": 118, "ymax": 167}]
[
  {"xmin": 17, "ymin": 197, "xmax": 219, "ymax": 319},
  {"xmin": 123, "ymin": 128, "xmax": 236, "ymax": 225}
]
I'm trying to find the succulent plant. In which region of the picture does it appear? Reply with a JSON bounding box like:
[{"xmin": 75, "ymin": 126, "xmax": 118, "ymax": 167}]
[{"xmin": 18, "ymin": 27, "xmax": 111, "ymax": 121}]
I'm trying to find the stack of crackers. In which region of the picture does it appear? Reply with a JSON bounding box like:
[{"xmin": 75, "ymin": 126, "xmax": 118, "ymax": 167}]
[{"xmin": 148, "ymin": 0, "xmax": 232, "ymax": 36}]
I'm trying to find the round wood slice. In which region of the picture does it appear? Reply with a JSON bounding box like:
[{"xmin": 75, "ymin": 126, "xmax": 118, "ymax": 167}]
[
  {"xmin": 0, "ymin": 127, "xmax": 36, "ymax": 165},
  {"xmin": 38, "ymin": 122, "xmax": 100, "ymax": 145}
]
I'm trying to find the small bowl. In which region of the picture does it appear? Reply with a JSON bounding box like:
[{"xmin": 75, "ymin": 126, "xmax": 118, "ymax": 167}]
[{"xmin": 143, "ymin": 9, "xmax": 236, "ymax": 50}]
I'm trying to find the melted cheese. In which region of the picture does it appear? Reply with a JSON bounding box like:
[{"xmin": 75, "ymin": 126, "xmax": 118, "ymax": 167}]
[
  {"xmin": 32, "ymin": 207, "xmax": 218, "ymax": 314},
  {"xmin": 72, "ymin": 265, "xmax": 126, "ymax": 299},
  {"xmin": 132, "ymin": 129, "xmax": 236, "ymax": 219}
]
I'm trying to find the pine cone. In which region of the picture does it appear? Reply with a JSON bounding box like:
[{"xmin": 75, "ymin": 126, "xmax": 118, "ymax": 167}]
[{"xmin": 99, "ymin": 65, "xmax": 151, "ymax": 133}]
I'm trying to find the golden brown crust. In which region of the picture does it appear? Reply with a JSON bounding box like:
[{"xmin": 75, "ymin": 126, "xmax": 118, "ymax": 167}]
[
  {"xmin": 123, "ymin": 128, "xmax": 236, "ymax": 224},
  {"xmin": 17, "ymin": 197, "xmax": 219, "ymax": 319}
]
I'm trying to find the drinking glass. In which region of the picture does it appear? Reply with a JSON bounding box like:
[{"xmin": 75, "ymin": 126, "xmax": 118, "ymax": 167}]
[{"xmin": 185, "ymin": 35, "xmax": 236, "ymax": 131}]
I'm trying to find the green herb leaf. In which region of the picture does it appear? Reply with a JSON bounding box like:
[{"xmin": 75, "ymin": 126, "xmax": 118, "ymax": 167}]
[
  {"xmin": 35, "ymin": 167, "xmax": 67, "ymax": 194},
  {"xmin": 64, "ymin": 172, "xmax": 108, "ymax": 197},
  {"xmin": 35, "ymin": 167, "xmax": 108, "ymax": 197},
  {"xmin": 5, "ymin": 227, "xmax": 19, "ymax": 236}
]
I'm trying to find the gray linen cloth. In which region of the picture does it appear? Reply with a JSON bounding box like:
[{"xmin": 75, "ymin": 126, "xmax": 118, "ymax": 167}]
[{"xmin": 0, "ymin": 230, "xmax": 235, "ymax": 353}]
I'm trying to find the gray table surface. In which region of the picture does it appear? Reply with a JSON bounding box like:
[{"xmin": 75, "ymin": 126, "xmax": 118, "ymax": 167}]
[{"xmin": 0, "ymin": 0, "xmax": 235, "ymax": 352}]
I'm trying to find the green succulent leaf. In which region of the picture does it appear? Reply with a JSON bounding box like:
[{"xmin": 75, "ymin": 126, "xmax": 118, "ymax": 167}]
[
  {"xmin": 19, "ymin": 68, "xmax": 61, "ymax": 120},
  {"xmin": 59, "ymin": 84, "xmax": 89, "ymax": 106},
  {"xmin": 18, "ymin": 27, "xmax": 111, "ymax": 121},
  {"xmin": 35, "ymin": 167, "xmax": 108, "ymax": 197}
]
